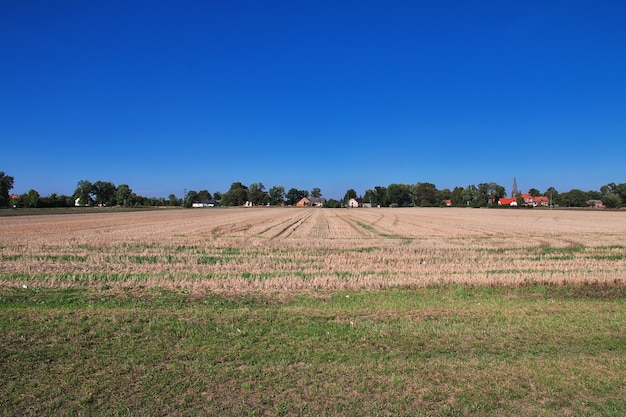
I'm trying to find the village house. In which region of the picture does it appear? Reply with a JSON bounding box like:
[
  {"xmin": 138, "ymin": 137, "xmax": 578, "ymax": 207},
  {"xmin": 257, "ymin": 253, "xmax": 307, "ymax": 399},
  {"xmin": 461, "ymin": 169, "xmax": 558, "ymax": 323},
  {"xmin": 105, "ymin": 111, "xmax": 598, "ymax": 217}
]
[
  {"xmin": 498, "ymin": 198, "xmax": 518, "ymax": 207},
  {"xmin": 192, "ymin": 199, "xmax": 217, "ymax": 208},
  {"xmin": 296, "ymin": 197, "xmax": 310, "ymax": 207},
  {"xmin": 309, "ymin": 197, "xmax": 326, "ymax": 207},
  {"xmin": 587, "ymin": 199, "xmax": 605, "ymax": 208},
  {"xmin": 521, "ymin": 194, "xmax": 549, "ymax": 207},
  {"xmin": 498, "ymin": 194, "xmax": 549, "ymax": 207},
  {"xmin": 296, "ymin": 197, "xmax": 326, "ymax": 207}
]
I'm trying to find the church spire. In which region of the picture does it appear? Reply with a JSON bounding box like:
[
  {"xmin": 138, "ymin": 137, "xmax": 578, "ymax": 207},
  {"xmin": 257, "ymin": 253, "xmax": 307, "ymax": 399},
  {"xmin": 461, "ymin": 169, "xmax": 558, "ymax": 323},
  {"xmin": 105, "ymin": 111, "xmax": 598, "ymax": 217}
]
[{"xmin": 511, "ymin": 177, "xmax": 519, "ymax": 198}]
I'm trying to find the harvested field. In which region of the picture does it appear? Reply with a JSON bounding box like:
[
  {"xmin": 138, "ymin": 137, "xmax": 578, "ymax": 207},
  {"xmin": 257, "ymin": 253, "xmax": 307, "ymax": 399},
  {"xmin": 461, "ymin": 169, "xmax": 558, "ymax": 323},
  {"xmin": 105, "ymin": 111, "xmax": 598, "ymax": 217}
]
[
  {"xmin": 1, "ymin": 207, "xmax": 625, "ymax": 292},
  {"xmin": 2, "ymin": 207, "xmax": 626, "ymax": 416}
]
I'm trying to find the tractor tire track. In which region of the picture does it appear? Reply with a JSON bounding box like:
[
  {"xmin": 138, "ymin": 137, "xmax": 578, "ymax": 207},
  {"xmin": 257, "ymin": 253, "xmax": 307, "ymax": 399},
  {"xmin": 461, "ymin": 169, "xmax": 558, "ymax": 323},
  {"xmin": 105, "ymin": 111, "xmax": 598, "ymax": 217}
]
[{"xmin": 271, "ymin": 209, "xmax": 316, "ymax": 239}]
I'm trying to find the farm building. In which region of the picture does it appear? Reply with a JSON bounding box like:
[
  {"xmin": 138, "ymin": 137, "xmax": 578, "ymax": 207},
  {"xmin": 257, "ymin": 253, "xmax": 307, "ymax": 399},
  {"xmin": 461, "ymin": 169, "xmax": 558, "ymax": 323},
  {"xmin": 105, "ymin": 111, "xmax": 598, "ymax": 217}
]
[
  {"xmin": 499, "ymin": 195, "xmax": 551, "ymax": 207},
  {"xmin": 192, "ymin": 199, "xmax": 217, "ymax": 208},
  {"xmin": 309, "ymin": 197, "xmax": 326, "ymax": 206},
  {"xmin": 296, "ymin": 197, "xmax": 326, "ymax": 207},
  {"xmin": 521, "ymin": 194, "xmax": 549, "ymax": 207},
  {"xmin": 498, "ymin": 198, "xmax": 518, "ymax": 207},
  {"xmin": 296, "ymin": 197, "xmax": 310, "ymax": 207}
]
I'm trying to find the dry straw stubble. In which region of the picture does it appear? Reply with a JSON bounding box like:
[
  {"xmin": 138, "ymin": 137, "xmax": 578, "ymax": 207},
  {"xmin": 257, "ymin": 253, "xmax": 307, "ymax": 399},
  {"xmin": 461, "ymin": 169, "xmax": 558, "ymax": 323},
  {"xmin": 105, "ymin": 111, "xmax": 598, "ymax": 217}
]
[{"xmin": 1, "ymin": 207, "xmax": 625, "ymax": 293}]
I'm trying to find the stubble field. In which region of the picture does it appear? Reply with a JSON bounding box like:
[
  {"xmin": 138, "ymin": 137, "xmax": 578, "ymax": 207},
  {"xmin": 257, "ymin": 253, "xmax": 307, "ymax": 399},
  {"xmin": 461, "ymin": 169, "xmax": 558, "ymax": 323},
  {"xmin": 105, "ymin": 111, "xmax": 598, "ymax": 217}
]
[
  {"xmin": 1, "ymin": 207, "xmax": 625, "ymax": 416},
  {"xmin": 1, "ymin": 207, "xmax": 625, "ymax": 291}
]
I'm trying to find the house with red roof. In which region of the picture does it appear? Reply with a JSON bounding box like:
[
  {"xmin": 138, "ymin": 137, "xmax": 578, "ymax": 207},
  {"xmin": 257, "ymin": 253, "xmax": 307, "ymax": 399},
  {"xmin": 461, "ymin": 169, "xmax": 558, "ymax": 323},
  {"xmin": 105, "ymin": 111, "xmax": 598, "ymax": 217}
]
[
  {"xmin": 498, "ymin": 198, "xmax": 518, "ymax": 207},
  {"xmin": 521, "ymin": 194, "xmax": 549, "ymax": 207}
]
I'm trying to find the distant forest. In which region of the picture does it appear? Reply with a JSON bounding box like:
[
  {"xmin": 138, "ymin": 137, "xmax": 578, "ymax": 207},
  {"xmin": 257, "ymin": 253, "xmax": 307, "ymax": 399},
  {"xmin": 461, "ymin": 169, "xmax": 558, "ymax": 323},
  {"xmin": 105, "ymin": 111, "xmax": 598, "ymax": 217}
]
[{"xmin": 1, "ymin": 171, "xmax": 625, "ymax": 209}]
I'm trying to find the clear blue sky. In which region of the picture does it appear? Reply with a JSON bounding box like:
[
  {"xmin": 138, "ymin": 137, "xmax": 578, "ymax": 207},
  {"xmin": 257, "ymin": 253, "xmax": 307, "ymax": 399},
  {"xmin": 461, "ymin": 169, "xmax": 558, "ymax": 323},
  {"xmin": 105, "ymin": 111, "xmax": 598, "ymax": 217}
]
[{"xmin": 2, "ymin": 1, "xmax": 625, "ymax": 200}]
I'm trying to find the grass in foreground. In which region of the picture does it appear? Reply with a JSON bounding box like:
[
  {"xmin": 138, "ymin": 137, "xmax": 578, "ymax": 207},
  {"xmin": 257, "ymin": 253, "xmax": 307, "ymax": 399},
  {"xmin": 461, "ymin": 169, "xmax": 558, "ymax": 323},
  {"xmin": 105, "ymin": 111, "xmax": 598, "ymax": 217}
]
[{"xmin": 1, "ymin": 284, "xmax": 625, "ymax": 416}]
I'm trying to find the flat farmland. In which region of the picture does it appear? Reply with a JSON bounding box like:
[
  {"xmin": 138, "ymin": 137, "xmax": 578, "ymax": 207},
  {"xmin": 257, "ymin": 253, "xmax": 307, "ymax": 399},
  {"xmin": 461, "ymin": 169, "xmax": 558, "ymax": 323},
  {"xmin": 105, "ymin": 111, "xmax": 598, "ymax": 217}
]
[
  {"xmin": 2, "ymin": 208, "xmax": 626, "ymax": 416},
  {"xmin": 1, "ymin": 207, "xmax": 625, "ymax": 292}
]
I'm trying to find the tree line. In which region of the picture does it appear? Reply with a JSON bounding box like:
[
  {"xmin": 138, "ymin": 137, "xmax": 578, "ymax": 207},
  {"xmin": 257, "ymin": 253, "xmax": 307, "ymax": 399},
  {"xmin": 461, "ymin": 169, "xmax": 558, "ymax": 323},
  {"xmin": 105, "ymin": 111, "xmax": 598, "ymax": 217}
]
[
  {"xmin": 1, "ymin": 171, "xmax": 626, "ymax": 209},
  {"xmin": 205, "ymin": 180, "xmax": 626, "ymax": 209}
]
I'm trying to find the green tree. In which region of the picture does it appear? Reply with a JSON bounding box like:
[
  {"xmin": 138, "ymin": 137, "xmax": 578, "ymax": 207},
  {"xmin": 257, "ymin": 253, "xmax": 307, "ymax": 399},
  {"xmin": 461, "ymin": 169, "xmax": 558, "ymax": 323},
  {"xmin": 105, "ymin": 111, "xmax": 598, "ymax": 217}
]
[
  {"xmin": 370, "ymin": 186, "xmax": 388, "ymax": 207},
  {"xmin": 602, "ymin": 193, "xmax": 621, "ymax": 208},
  {"xmin": 268, "ymin": 185, "xmax": 285, "ymax": 206},
  {"xmin": 600, "ymin": 183, "xmax": 616, "ymax": 195},
  {"xmin": 528, "ymin": 188, "xmax": 541, "ymax": 197},
  {"xmin": 363, "ymin": 189, "xmax": 374, "ymax": 205},
  {"xmin": 116, "ymin": 184, "xmax": 135, "ymax": 207},
  {"xmin": 91, "ymin": 181, "xmax": 117, "ymax": 206},
  {"xmin": 387, "ymin": 184, "xmax": 411, "ymax": 207},
  {"xmin": 477, "ymin": 182, "xmax": 506, "ymax": 207},
  {"xmin": 39, "ymin": 193, "xmax": 72, "ymax": 208},
  {"xmin": 560, "ymin": 189, "xmax": 587, "ymax": 207},
  {"xmin": 311, "ymin": 188, "xmax": 322, "ymax": 198},
  {"xmin": 286, "ymin": 188, "xmax": 307, "ymax": 205},
  {"xmin": 451, "ymin": 186, "xmax": 464, "ymax": 207},
  {"xmin": 185, "ymin": 190, "xmax": 198, "ymax": 208},
  {"xmin": 248, "ymin": 183, "xmax": 269, "ymax": 206},
  {"xmin": 412, "ymin": 182, "xmax": 440, "ymax": 207},
  {"xmin": 587, "ymin": 190, "xmax": 602, "ymax": 201},
  {"xmin": 14, "ymin": 193, "xmax": 27, "ymax": 208},
  {"xmin": 74, "ymin": 180, "xmax": 93, "ymax": 206},
  {"xmin": 168, "ymin": 194, "xmax": 180, "ymax": 206},
  {"xmin": 492, "ymin": 183, "xmax": 507, "ymax": 204},
  {"xmin": 461, "ymin": 185, "xmax": 480, "ymax": 207},
  {"xmin": 601, "ymin": 182, "xmax": 626, "ymax": 208},
  {"xmin": 343, "ymin": 189, "xmax": 357, "ymax": 205},
  {"xmin": 26, "ymin": 189, "xmax": 40, "ymax": 208},
  {"xmin": 439, "ymin": 188, "xmax": 452, "ymax": 201},
  {"xmin": 544, "ymin": 187, "xmax": 559, "ymax": 207},
  {"xmin": 0, "ymin": 171, "xmax": 15, "ymax": 207},
  {"xmin": 221, "ymin": 182, "xmax": 249, "ymax": 206},
  {"xmin": 197, "ymin": 190, "xmax": 212, "ymax": 202}
]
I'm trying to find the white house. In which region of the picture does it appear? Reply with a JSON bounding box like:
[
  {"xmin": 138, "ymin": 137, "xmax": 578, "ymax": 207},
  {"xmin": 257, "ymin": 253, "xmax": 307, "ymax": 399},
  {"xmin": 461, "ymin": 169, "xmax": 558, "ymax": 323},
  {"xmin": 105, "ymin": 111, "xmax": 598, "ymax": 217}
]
[{"xmin": 192, "ymin": 199, "xmax": 217, "ymax": 208}]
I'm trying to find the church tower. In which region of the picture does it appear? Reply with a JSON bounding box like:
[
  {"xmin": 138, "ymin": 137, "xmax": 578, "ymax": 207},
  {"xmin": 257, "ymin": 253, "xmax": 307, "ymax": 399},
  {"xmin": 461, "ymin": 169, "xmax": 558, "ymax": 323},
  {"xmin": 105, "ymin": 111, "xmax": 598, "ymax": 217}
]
[{"xmin": 511, "ymin": 177, "xmax": 519, "ymax": 199}]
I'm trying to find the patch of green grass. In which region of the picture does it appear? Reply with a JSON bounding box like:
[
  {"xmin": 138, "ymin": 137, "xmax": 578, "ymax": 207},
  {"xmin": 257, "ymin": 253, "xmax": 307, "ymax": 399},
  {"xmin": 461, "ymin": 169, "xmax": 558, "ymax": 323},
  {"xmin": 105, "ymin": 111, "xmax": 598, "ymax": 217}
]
[
  {"xmin": 127, "ymin": 255, "xmax": 161, "ymax": 264},
  {"xmin": 32, "ymin": 255, "xmax": 87, "ymax": 262},
  {"xmin": 595, "ymin": 245, "xmax": 624, "ymax": 250},
  {"xmin": 353, "ymin": 246, "xmax": 379, "ymax": 253},
  {"xmin": 196, "ymin": 248, "xmax": 248, "ymax": 264},
  {"xmin": 120, "ymin": 242, "xmax": 161, "ymax": 250},
  {"xmin": 355, "ymin": 221, "xmax": 413, "ymax": 243},
  {"xmin": 356, "ymin": 221, "xmax": 377, "ymax": 233},
  {"xmin": 1, "ymin": 285, "xmax": 625, "ymax": 416},
  {"xmin": 240, "ymin": 272, "xmax": 282, "ymax": 280},
  {"xmin": 28, "ymin": 254, "xmax": 88, "ymax": 262},
  {"xmin": 219, "ymin": 247, "xmax": 241, "ymax": 255},
  {"xmin": 532, "ymin": 245, "xmax": 586, "ymax": 254},
  {"xmin": 174, "ymin": 244, "xmax": 198, "ymax": 252},
  {"xmin": 587, "ymin": 254, "xmax": 626, "ymax": 260},
  {"xmin": 165, "ymin": 254, "xmax": 179, "ymax": 263},
  {"xmin": 0, "ymin": 272, "xmax": 165, "ymax": 284},
  {"xmin": 60, "ymin": 255, "xmax": 88, "ymax": 262},
  {"xmin": 197, "ymin": 255, "xmax": 226, "ymax": 264}
]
